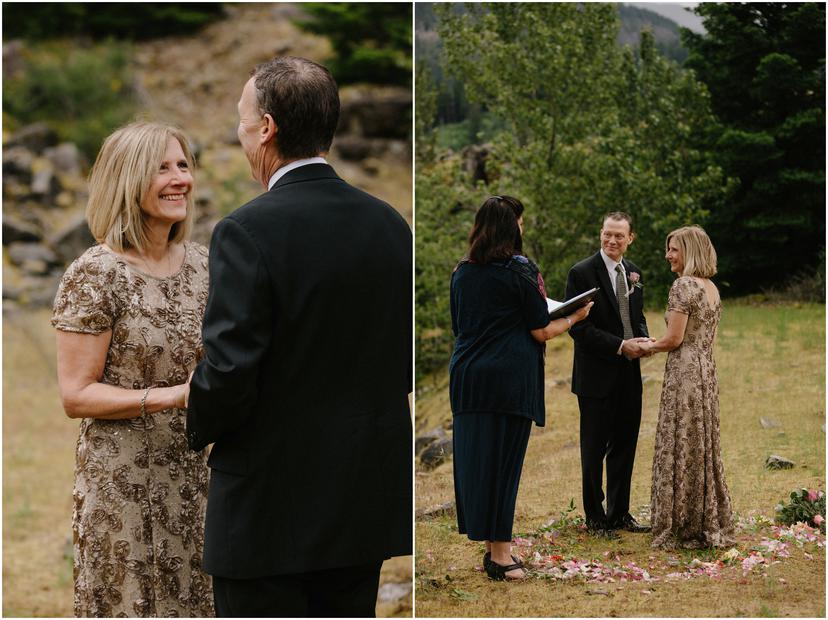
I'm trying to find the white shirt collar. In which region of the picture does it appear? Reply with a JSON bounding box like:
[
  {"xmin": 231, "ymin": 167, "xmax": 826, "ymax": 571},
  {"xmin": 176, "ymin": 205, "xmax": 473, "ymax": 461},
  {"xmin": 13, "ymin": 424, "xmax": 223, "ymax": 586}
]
[
  {"xmin": 600, "ymin": 248, "xmax": 625, "ymax": 273},
  {"xmin": 267, "ymin": 157, "xmax": 328, "ymax": 190}
]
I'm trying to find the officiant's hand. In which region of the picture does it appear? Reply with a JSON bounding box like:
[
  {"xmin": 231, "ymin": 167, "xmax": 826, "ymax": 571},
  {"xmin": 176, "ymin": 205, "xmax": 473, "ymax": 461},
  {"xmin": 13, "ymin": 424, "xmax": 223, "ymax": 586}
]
[{"xmin": 570, "ymin": 301, "xmax": 594, "ymax": 324}]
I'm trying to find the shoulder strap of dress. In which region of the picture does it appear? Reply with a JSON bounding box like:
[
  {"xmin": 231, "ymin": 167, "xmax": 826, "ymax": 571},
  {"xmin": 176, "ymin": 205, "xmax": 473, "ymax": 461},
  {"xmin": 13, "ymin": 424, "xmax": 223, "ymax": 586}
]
[{"xmin": 500, "ymin": 256, "xmax": 540, "ymax": 288}]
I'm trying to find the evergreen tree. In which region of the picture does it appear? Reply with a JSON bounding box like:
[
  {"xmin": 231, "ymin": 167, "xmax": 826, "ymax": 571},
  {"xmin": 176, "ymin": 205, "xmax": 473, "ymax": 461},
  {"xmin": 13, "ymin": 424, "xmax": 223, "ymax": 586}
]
[{"xmin": 683, "ymin": 3, "xmax": 826, "ymax": 295}]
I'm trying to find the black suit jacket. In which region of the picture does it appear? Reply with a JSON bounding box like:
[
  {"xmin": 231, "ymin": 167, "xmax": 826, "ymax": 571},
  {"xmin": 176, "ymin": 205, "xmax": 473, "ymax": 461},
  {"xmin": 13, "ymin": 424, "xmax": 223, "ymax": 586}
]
[
  {"xmin": 565, "ymin": 251, "xmax": 649, "ymax": 399},
  {"xmin": 187, "ymin": 164, "xmax": 412, "ymax": 578}
]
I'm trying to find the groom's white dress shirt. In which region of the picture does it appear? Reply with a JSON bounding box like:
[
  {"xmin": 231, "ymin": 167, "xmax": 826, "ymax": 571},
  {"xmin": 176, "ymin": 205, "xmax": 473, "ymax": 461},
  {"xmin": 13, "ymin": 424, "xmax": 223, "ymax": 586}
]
[
  {"xmin": 600, "ymin": 248, "xmax": 630, "ymax": 297},
  {"xmin": 600, "ymin": 248, "xmax": 632, "ymax": 355}
]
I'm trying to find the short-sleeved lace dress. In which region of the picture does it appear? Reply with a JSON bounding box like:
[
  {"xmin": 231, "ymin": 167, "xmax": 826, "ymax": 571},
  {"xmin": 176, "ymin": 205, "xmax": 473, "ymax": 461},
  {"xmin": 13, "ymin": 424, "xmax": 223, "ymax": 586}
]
[
  {"xmin": 51, "ymin": 242, "xmax": 215, "ymax": 617},
  {"xmin": 650, "ymin": 276, "xmax": 735, "ymax": 549}
]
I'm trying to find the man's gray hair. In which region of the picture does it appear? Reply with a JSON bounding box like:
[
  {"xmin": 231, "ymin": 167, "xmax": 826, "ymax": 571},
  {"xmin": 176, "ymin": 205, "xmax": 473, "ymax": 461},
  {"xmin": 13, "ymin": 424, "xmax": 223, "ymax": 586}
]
[{"xmin": 252, "ymin": 56, "xmax": 340, "ymax": 159}]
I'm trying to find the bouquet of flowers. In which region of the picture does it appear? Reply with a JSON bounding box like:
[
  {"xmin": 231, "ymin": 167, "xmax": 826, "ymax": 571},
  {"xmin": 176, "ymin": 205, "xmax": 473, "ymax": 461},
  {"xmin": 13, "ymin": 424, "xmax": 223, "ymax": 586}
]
[{"xmin": 775, "ymin": 488, "xmax": 825, "ymax": 532}]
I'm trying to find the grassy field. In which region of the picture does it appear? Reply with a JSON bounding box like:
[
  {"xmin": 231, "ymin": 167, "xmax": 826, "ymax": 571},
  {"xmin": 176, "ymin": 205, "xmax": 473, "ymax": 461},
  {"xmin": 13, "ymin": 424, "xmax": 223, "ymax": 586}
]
[
  {"xmin": 415, "ymin": 301, "xmax": 825, "ymax": 617},
  {"xmin": 2, "ymin": 307, "xmax": 412, "ymax": 617}
]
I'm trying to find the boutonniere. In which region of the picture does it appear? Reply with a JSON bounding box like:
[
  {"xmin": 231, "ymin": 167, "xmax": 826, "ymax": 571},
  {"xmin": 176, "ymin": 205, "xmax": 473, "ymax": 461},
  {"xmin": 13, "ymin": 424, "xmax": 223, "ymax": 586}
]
[{"xmin": 625, "ymin": 271, "xmax": 643, "ymax": 298}]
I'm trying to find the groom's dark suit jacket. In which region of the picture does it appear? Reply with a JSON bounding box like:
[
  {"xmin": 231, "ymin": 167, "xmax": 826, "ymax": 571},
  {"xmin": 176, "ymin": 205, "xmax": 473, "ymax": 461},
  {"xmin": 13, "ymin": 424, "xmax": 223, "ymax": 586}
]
[
  {"xmin": 565, "ymin": 251, "xmax": 649, "ymax": 396},
  {"xmin": 187, "ymin": 163, "xmax": 412, "ymax": 578}
]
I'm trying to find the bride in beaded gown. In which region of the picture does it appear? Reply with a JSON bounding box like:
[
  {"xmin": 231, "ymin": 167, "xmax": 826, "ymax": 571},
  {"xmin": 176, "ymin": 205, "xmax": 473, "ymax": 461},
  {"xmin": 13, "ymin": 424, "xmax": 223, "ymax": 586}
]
[
  {"xmin": 52, "ymin": 122, "xmax": 214, "ymax": 617},
  {"xmin": 641, "ymin": 226, "xmax": 735, "ymax": 550}
]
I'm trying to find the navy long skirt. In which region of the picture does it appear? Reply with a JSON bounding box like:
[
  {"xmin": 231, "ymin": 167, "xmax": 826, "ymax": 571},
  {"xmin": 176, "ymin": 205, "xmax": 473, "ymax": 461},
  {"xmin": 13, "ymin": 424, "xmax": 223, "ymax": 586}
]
[{"xmin": 452, "ymin": 413, "xmax": 533, "ymax": 542}]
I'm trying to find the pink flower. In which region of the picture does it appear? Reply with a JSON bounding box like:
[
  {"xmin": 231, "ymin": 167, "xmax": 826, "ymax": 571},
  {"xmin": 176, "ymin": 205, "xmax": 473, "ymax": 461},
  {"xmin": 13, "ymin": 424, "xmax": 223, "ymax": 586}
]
[
  {"xmin": 808, "ymin": 489, "xmax": 819, "ymax": 502},
  {"xmin": 813, "ymin": 514, "xmax": 824, "ymax": 525},
  {"xmin": 629, "ymin": 272, "xmax": 640, "ymax": 284}
]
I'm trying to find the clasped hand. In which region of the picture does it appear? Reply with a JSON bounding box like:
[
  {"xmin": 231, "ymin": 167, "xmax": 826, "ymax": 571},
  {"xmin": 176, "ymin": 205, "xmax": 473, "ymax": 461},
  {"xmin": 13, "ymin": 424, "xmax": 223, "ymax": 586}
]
[{"xmin": 622, "ymin": 337, "xmax": 656, "ymax": 359}]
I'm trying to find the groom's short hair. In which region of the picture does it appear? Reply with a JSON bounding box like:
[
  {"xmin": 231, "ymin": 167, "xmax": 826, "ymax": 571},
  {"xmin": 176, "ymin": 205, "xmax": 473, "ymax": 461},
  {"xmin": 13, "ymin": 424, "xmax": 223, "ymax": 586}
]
[
  {"xmin": 252, "ymin": 56, "xmax": 340, "ymax": 159},
  {"xmin": 602, "ymin": 211, "xmax": 634, "ymax": 233}
]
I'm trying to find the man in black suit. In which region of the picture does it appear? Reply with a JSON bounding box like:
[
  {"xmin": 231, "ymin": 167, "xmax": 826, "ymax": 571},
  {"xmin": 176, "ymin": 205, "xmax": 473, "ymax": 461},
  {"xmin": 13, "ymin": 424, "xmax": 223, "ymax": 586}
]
[
  {"xmin": 186, "ymin": 57, "xmax": 412, "ymax": 617},
  {"xmin": 565, "ymin": 212, "xmax": 651, "ymax": 538}
]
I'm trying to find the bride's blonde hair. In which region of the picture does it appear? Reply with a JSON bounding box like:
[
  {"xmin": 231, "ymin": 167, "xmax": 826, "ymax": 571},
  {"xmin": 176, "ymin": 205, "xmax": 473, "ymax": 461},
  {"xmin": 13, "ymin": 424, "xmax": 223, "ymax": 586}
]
[
  {"xmin": 86, "ymin": 122, "xmax": 196, "ymax": 253},
  {"xmin": 666, "ymin": 225, "xmax": 717, "ymax": 278}
]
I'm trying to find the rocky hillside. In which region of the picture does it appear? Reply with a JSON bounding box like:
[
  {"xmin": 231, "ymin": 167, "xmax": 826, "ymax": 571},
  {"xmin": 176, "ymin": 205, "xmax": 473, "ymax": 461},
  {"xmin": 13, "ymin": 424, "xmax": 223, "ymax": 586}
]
[{"xmin": 3, "ymin": 3, "xmax": 412, "ymax": 309}]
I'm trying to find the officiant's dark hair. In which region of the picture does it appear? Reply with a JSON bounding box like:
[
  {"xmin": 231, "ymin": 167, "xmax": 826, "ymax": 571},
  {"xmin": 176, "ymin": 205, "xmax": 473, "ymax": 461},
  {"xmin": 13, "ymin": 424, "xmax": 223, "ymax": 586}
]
[
  {"xmin": 252, "ymin": 56, "xmax": 340, "ymax": 159},
  {"xmin": 468, "ymin": 196, "xmax": 524, "ymax": 263}
]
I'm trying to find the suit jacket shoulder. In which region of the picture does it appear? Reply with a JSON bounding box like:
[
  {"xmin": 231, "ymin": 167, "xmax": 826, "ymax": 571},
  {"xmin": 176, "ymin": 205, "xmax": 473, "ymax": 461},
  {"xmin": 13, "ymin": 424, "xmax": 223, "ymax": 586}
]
[{"xmin": 570, "ymin": 251, "xmax": 603, "ymax": 276}]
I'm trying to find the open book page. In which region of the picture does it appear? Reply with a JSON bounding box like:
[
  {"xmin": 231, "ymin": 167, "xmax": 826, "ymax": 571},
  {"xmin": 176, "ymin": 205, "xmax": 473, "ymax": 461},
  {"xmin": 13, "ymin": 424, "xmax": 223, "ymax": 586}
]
[
  {"xmin": 547, "ymin": 298, "xmax": 563, "ymax": 314},
  {"xmin": 545, "ymin": 287, "xmax": 600, "ymax": 319}
]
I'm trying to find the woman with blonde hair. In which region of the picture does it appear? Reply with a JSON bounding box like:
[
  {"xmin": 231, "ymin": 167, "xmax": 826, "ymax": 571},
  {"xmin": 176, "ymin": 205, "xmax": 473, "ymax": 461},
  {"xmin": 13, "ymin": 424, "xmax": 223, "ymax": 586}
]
[
  {"xmin": 641, "ymin": 225, "xmax": 735, "ymax": 549},
  {"xmin": 51, "ymin": 121, "xmax": 214, "ymax": 616}
]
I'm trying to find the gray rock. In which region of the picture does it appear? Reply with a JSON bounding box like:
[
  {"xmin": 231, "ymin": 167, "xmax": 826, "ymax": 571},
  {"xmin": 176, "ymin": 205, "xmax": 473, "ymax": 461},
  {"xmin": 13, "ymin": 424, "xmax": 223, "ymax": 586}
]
[
  {"xmin": 3, "ymin": 40, "xmax": 25, "ymax": 78},
  {"xmin": 30, "ymin": 163, "xmax": 61, "ymax": 198},
  {"xmin": 8, "ymin": 272, "xmax": 61, "ymax": 307},
  {"xmin": 765, "ymin": 454, "xmax": 795, "ymax": 470},
  {"xmin": 415, "ymin": 427, "xmax": 446, "ymax": 455},
  {"xmin": 6, "ymin": 122, "xmax": 59, "ymax": 152},
  {"xmin": 3, "ymin": 215, "xmax": 42, "ymax": 244},
  {"xmin": 2, "ymin": 145, "xmax": 34, "ymax": 181},
  {"xmin": 760, "ymin": 417, "xmax": 781, "ymax": 429},
  {"xmin": 7, "ymin": 242, "xmax": 58, "ymax": 267},
  {"xmin": 48, "ymin": 215, "xmax": 95, "ymax": 264},
  {"xmin": 461, "ymin": 144, "xmax": 490, "ymax": 185},
  {"xmin": 416, "ymin": 500, "xmax": 456, "ymax": 519},
  {"xmin": 420, "ymin": 436, "xmax": 453, "ymax": 469},
  {"xmin": 377, "ymin": 582, "xmax": 412, "ymax": 603},
  {"xmin": 43, "ymin": 143, "xmax": 84, "ymax": 177},
  {"xmin": 334, "ymin": 136, "xmax": 375, "ymax": 161},
  {"xmin": 339, "ymin": 91, "xmax": 411, "ymax": 139}
]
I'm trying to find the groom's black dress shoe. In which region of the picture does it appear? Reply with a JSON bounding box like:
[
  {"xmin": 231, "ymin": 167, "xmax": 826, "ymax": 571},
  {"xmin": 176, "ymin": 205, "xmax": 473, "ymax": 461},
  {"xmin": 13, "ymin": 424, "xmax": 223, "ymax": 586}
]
[
  {"xmin": 610, "ymin": 514, "xmax": 651, "ymax": 533},
  {"xmin": 586, "ymin": 520, "xmax": 620, "ymax": 540}
]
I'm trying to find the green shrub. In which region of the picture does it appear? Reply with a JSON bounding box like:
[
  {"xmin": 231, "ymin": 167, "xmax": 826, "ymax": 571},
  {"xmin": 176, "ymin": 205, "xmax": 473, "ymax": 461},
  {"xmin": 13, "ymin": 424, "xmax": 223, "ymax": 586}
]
[
  {"xmin": 3, "ymin": 3, "xmax": 224, "ymax": 41},
  {"xmin": 775, "ymin": 488, "xmax": 826, "ymax": 532},
  {"xmin": 296, "ymin": 3, "xmax": 411, "ymax": 85},
  {"xmin": 3, "ymin": 40, "xmax": 136, "ymax": 158}
]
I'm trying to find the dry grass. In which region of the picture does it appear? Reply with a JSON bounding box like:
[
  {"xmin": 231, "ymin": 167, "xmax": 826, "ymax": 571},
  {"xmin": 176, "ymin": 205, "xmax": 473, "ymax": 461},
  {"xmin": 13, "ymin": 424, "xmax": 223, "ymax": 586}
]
[
  {"xmin": 415, "ymin": 301, "xmax": 825, "ymax": 617},
  {"xmin": 2, "ymin": 308, "xmax": 412, "ymax": 617}
]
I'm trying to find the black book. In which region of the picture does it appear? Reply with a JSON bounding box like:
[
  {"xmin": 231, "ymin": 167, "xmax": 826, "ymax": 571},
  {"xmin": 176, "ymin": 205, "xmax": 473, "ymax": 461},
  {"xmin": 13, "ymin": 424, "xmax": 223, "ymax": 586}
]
[{"xmin": 546, "ymin": 287, "xmax": 599, "ymax": 320}]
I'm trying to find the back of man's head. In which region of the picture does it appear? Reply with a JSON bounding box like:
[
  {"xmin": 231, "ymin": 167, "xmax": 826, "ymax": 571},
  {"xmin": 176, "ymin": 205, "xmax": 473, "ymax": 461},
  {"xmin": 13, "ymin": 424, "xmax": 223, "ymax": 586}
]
[{"xmin": 252, "ymin": 56, "xmax": 340, "ymax": 159}]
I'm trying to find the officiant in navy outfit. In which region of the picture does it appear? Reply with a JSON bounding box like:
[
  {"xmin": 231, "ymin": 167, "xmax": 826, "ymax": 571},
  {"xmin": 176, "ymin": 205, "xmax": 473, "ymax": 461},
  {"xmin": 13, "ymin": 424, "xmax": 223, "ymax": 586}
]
[{"xmin": 186, "ymin": 56, "xmax": 412, "ymax": 617}]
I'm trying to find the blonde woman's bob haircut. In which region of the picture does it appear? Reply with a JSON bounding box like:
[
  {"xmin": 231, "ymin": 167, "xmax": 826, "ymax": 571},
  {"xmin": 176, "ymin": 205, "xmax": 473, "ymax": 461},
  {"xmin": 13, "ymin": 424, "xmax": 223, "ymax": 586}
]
[
  {"xmin": 86, "ymin": 122, "xmax": 195, "ymax": 253},
  {"xmin": 666, "ymin": 225, "xmax": 718, "ymax": 278}
]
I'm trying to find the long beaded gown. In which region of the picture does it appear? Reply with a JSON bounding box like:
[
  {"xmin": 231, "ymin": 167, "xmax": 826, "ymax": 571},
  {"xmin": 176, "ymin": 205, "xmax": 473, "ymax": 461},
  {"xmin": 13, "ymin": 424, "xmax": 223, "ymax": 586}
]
[
  {"xmin": 52, "ymin": 242, "xmax": 215, "ymax": 617},
  {"xmin": 650, "ymin": 276, "xmax": 735, "ymax": 549}
]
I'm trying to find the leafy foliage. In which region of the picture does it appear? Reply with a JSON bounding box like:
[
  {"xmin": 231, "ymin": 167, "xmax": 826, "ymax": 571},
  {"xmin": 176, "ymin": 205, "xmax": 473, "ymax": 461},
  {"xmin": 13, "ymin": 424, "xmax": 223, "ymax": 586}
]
[
  {"xmin": 2, "ymin": 3, "xmax": 224, "ymax": 41},
  {"xmin": 3, "ymin": 41, "xmax": 137, "ymax": 158},
  {"xmin": 297, "ymin": 3, "xmax": 411, "ymax": 85},
  {"xmin": 682, "ymin": 3, "xmax": 826, "ymax": 296},
  {"xmin": 415, "ymin": 3, "xmax": 731, "ymax": 378},
  {"xmin": 775, "ymin": 488, "xmax": 826, "ymax": 532}
]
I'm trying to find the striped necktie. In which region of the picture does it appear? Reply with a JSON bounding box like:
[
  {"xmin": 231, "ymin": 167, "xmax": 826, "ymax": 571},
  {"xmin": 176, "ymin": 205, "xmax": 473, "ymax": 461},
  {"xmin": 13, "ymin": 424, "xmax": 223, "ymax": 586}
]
[{"xmin": 615, "ymin": 264, "xmax": 634, "ymax": 340}]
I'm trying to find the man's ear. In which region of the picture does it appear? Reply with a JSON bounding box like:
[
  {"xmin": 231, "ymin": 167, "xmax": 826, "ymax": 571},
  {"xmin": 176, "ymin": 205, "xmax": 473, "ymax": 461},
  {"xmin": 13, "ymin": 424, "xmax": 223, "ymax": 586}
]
[
  {"xmin": 260, "ymin": 113, "xmax": 277, "ymax": 145},
  {"xmin": 628, "ymin": 232, "xmax": 636, "ymax": 245}
]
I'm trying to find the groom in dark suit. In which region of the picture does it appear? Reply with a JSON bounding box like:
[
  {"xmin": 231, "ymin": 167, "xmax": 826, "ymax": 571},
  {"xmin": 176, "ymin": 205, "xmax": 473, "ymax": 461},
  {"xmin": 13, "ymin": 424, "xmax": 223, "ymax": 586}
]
[
  {"xmin": 186, "ymin": 57, "xmax": 412, "ymax": 617},
  {"xmin": 565, "ymin": 212, "xmax": 650, "ymax": 538}
]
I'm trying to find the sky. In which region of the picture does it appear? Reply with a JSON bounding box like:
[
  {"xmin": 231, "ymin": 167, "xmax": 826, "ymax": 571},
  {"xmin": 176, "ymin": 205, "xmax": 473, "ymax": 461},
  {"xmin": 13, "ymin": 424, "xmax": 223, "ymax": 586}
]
[{"xmin": 626, "ymin": 2, "xmax": 706, "ymax": 33}]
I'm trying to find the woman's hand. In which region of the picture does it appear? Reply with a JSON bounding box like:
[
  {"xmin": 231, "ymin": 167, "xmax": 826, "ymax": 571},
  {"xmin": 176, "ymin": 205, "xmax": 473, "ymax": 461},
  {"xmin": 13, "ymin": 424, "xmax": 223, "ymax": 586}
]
[
  {"xmin": 531, "ymin": 301, "xmax": 594, "ymax": 343},
  {"xmin": 57, "ymin": 330, "xmax": 191, "ymax": 419},
  {"xmin": 568, "ymin": 301, "xmax": 594, "ymax": 325}
]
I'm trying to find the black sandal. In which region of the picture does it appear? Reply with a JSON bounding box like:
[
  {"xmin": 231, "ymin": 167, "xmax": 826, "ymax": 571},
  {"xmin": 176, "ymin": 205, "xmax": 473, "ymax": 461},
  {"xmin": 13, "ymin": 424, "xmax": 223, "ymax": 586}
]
[
  {"xmin": 483, "ymin": 551, "xmax": 492, "ymax": 570},
  {"xmin": 485, "ymin": 557, "xmax": 526, "ymax": 581}
]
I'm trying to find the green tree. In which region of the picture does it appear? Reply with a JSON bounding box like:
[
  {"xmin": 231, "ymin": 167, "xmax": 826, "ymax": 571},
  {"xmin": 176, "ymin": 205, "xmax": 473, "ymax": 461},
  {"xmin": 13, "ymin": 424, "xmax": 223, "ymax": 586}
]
[
  {"xmin": 2, "ymin": 3, "xmax": 224, "ymax": 41},
  {"xmin": 682, "ymin": 3, "xmax": 826, "ymax": 296},
  {"xmin": 297, "ymin": 3, "xmax": 411, "ymax": 85},
  {"xmin": 415, "ymin": 3, "xmax": 730, "ymax": 378}
]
